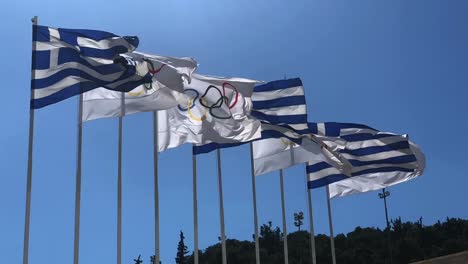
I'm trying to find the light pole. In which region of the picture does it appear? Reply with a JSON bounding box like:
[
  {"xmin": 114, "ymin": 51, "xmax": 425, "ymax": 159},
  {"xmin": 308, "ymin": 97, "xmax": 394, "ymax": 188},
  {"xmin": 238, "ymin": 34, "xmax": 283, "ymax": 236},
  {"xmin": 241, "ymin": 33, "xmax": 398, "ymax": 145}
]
[{"xmin": 379, "ymin": 188, "xmax": 392, "ymax": 264}]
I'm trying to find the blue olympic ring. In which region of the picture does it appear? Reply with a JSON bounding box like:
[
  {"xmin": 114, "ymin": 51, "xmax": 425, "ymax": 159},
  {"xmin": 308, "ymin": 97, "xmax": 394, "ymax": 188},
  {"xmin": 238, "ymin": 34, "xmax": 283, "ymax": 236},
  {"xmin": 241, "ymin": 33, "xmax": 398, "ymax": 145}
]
[{"xmin": 177, "ymin": 88, "xmax": 199, "ymax": 111}]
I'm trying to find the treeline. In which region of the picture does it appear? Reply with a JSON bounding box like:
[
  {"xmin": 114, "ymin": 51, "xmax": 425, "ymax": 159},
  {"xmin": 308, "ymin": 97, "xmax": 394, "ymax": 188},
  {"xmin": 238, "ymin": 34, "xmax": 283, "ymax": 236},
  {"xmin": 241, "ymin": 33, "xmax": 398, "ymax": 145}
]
[{"xmin": 173, "ymin": 217, "xmax": 468, "ymax": 264}]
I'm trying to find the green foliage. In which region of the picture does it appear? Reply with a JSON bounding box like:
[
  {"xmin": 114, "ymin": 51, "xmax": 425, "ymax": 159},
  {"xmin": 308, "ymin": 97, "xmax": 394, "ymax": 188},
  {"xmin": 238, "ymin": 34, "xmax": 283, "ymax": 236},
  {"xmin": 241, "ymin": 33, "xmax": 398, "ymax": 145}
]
[
  {"xmin": 175, "ymin": 231, "xmax": 189, "ymax": 264},
  {"xmin": 185, "ymin": 217, "xmax": 468, "ymax": 264},
  {"xmin": 294, "ymin": 212, "xmax": 305, "ymax": 231}
]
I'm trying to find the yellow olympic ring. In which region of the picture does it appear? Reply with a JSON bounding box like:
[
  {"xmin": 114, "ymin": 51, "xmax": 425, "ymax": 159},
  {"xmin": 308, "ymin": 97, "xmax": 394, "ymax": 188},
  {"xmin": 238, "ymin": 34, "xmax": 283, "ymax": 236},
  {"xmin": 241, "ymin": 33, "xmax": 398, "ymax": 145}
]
[
  {"xmin": 127, "ymin": 90, "xmax": 146, "ymax": 97},
  {"xmin": 187, "ymin": 98, "xmax": 207, "ymax": 122}
]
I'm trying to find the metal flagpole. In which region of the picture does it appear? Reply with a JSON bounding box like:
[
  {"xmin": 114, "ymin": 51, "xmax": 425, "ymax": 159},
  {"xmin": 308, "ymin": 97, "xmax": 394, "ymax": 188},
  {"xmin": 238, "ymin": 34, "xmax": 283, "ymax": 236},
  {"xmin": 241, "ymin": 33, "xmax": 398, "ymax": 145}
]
[
  {"xmin": 326, "ymin": 185, "xmax": 336, "ymax": 264},
  {"xmin": 73, "ymin": 94, "xmax": 84, "ymax": 264},
  {"xmin": 279, "ymin": 169, "xmax": 289, "ymax": 264},
  {"xmin": 305, "ymin": 163, "xmax": 316, "ymax": 264},
  {"xmin": 192, "ymin": 146, "xmax": 199, "ymax": 264},
  {"xmin": 249, "ymin": 142, "xmax": 260, "ymax": 264},
  {"xmin": 117, "ymin": 92, "xmax": 124, "ymax": 264},
  {"xmin": 152, "ymin": 111, "xmax": 160, "ymax": 264},
  {"xmin": 23, "ymin": 16, "xmax": 37, "ymax": 264},
  {"xmin": 216, "ymin": 149, "xmax": 227, "ymax": 264}
]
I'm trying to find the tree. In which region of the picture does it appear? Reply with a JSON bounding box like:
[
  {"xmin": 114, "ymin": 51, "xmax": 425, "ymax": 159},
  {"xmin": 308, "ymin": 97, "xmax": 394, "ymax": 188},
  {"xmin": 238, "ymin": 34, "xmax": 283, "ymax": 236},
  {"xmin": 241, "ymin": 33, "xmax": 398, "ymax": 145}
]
[
  {"xmin": 294, "ymin": 212, "xmax": 304, "ymax": 231},
  {"xmin": 175, "ymin": 231, "xmax": 189, "ymax": 264}
]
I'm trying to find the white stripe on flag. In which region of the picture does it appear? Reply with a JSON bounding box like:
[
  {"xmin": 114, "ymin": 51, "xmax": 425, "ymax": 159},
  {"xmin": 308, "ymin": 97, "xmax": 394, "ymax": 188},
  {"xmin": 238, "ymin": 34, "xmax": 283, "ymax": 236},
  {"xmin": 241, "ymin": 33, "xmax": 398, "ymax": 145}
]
[
  {"xmin": 257, "ymin": 105, "xmax": 306, "ymax": 117},
  {"xmin": 317, "ymin": 123, "xmax": 326, "ymax": 136},
  {"xmin": 308, "ymin": 166, "xmax": 343, "ymax": 181},
  {"xmin": 77, "ymin": 36, "xmax": 134, "ymax": 50},
  {"xmin": 341, "ymin": 148, "xmax": 414, "ymax": 161},
  {"xmin": 345, "ymin": 136, "xmax": 407, "ymax": 150},
  {"xmin": 251, "ymin": 86, "xmax": 304, "ymax": 101}
]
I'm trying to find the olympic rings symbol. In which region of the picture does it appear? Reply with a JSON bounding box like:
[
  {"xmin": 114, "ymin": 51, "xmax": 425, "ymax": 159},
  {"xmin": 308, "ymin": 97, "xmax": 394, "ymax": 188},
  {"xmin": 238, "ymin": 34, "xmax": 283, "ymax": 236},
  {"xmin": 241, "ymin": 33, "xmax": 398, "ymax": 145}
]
[{"xmin": 178, "ymin": 82, "xmax": 240, "ymax": 121}]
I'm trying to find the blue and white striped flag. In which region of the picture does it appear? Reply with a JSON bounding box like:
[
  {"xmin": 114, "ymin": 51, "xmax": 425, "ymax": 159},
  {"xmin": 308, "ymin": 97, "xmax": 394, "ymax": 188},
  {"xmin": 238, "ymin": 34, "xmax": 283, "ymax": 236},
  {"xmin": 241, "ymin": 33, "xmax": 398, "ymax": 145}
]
[
  {"xmin": 31, "ymin": 25, "xmax": 152, "ymax": 109},
  {"xmin": 193, "ymin": 78, "xmax": 310, "ymax": 155},
  {"xmin": 307, "ymin": 122, "xmax": 425, "ymax": 197},
  {"xmin": 251, "ymin": 78, "xmax": 308, "ymax": 135}
]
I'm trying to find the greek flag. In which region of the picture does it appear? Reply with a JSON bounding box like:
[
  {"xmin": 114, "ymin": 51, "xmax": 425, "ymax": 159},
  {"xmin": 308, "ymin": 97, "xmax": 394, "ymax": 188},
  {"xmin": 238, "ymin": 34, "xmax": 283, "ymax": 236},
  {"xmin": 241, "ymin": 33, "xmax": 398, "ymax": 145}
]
[
  {"xmin": 193, "ymin": 78, "xmax": 309, "ymax": 155},
  {"xmin": 307, "ymin": 122, "xmax": 425, "ymax": 197},
  {"xmin": 31, "ymin": 25, "xmax": 152, "ymax": 109}
]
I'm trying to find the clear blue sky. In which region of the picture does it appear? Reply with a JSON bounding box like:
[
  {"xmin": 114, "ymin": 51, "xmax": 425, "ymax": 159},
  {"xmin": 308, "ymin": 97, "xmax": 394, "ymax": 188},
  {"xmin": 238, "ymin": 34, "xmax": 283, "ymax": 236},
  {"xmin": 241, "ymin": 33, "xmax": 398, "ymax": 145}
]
[{"xmin": 1, "ymin": 0, "xmax": 468, "ymax": 263}]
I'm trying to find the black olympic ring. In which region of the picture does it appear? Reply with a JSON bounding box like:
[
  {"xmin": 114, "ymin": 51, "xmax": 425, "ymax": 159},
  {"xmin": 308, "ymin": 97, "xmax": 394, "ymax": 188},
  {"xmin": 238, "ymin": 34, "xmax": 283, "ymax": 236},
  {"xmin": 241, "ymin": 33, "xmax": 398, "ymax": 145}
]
[{"xmin": 199, "ymin": 85, "xmax": 232, "ymax": 119}]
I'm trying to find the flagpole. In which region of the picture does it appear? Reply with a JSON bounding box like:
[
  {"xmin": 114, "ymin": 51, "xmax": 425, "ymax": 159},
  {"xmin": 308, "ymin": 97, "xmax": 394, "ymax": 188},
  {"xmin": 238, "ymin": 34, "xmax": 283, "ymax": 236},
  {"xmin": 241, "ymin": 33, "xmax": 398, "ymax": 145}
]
[
  {"xmin": 152, "ymin": 111, "xmax": 160, "ymax": 264},
  {"xmin": 279, "ymin": 169, "xmax": 289, "ymax": 264},
  {"xmin": 192, "ymin": 146, "xmax": 199, "ymax": 264},
  {"xmin": 23, "ymin": 16, "xmax": 37, "ymax": 264},
  {"xmin": 326, "ymin": 185, "xmax": 336, "ymax": 264},
  {"xmin": 73, "ymin": 94, "xmax": 83, "ymax": 264},
  {"xmin": 216, "ymin": 149, "xmax": 227, "ymax": 264},
  {"xmin": 117, "ymin": 92, "xmax": 124, "ymax": 264},
  {"xmin": 305, "ymin": 163, "xmax": 316, "ymax": 264},
  {"xmin": 249, "ymin": 142, "xmax": 260, "ymax": 264}
]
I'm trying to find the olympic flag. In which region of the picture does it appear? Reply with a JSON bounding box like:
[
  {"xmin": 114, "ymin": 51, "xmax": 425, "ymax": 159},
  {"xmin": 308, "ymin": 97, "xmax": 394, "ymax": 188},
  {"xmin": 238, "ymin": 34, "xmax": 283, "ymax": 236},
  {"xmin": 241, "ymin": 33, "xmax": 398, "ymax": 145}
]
[
  {"xmin": 82, "ymin": 52, "xmax": 198, "ymax": 121},
  {"xmin": 156, "ymin": 74, "xmax": 263, "ymax": 151}
]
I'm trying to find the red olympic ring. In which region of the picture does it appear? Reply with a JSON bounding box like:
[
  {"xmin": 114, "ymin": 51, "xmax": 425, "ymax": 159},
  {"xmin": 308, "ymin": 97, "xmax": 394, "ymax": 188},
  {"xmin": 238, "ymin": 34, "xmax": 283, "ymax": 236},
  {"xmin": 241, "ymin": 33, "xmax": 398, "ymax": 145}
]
[
  {"xmin": 222, "ymin": 82, "xmax": 239, "ymax": 109},
  {"xmin": 149, "ymin": 64, "xmax": 166, "ymax": 76}
]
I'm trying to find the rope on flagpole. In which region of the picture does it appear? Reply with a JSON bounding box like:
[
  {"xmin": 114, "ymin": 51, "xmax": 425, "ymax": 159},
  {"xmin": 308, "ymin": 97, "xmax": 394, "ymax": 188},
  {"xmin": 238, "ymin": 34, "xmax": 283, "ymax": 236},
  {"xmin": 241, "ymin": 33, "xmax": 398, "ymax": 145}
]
[{"xmin": 23, "ymin": 16, "xmax": 38, "ymax": 264}]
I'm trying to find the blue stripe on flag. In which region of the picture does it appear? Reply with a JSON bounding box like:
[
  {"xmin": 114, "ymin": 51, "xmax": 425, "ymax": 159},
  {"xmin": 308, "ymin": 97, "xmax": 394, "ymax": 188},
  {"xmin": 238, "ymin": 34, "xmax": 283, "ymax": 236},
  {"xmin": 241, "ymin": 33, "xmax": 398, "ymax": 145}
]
[
  {"xmin": 252, "ymin": 96, "xmax": 306, "ymax": 110},
  {"xmin": 349, "ymin": 154, "xmax": 416, "ymax": 167},
  {"xmin": 251, "ymin": 111, "xmax": 307, "ymax": 125},
  {"xmin": 34, "ymin": 50, "xmax": 51, "ymax": 70},
  {"xmin": 340, "ymin": 140, "xmax": 410, "ymax": 156},
  {"xmin": 31, "ymin": 81, "xmax": 99, "ymax": 109},
  {"xmin": 306, "ymin": 162, "xmax": 332, "ymax": 173},
  {"xmin": 33, "ymin": 25, "xmax": 50, "ymax": 41},
  {"xmin": 307, "ymin": 123, "xmax": 318, "ymax": 134},
  {"xmin": 340, "ymin": 133, "xmax": 396, "ymax": 142},
  {"xmin": 325, "ymin": 122, "xmax": 377, "ymax": 137},
  {"xmin": 56, "ymin": 48, "xmax": 122, "ymax": 74},
  {"xmin": 57, "ymin": 27, "xmax": 119, "ymax": 45},
  {"xmin": 307, "ymin": 174, "xmax": 349, "ymax": 189},
  {"xmin": 79, "ymin": 46, "xmax": 134, "ymax": 60},
  {"xmin": 33, "ymin": 67, "xmax": 124, "ymax": 89},
  {"xmin": 254, "ymin": 78, "xmax": 302, "ymax": 92},
  {"xmin": 352, "ymin": 166, "xmax": 415, "ymax": 177}
]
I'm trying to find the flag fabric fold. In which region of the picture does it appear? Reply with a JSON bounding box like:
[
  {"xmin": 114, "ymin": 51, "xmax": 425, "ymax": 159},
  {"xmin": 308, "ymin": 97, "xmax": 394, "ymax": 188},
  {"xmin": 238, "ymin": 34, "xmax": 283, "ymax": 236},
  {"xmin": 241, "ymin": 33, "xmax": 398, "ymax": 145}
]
[
  {"xmin": 31, "ymin": 25, "xmax": 151, "ymax": 109},
  {"xmin": 306, "ymin": 122, "xmax": 425, "ymax": 197},
  {"xmin": 82, "ymin": 52, "xmax": 198, "ymax": 121}
]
